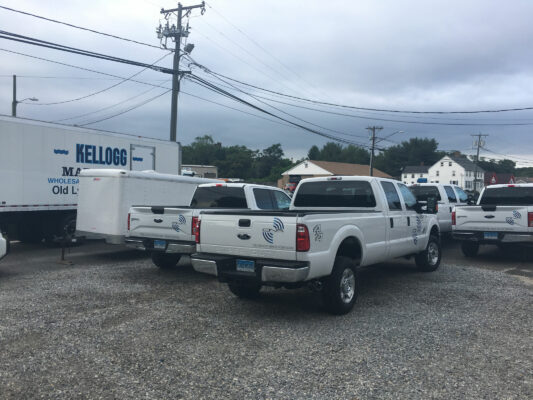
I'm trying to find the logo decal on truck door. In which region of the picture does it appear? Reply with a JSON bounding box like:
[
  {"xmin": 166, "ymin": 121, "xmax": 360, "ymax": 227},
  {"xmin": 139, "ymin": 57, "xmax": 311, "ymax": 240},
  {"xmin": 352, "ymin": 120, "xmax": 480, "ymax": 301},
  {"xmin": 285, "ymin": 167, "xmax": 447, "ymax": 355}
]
[{"xmin": 262, "ymin": 217, "xmax": 285, "ymax": 244}]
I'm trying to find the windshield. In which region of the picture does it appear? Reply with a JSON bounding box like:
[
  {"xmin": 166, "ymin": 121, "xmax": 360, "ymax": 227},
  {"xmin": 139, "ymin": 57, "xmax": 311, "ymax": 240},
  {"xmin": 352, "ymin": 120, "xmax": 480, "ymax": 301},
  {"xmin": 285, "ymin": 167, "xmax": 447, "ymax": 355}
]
[{"xmin": 480, "ymin": 187, "xmax": 533, "ymax": 206}]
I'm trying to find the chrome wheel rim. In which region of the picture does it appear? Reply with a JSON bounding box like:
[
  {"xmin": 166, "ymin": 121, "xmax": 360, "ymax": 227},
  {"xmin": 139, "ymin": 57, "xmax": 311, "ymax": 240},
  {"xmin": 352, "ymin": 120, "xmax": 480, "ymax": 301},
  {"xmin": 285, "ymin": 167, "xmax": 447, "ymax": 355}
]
[
  {"xmin": 340, "ymin": 268, "xmax": 355, "ymax": 303},
  {"xmin": 427, "ymin": 241, "xmax": 439, "ymax": 265}
]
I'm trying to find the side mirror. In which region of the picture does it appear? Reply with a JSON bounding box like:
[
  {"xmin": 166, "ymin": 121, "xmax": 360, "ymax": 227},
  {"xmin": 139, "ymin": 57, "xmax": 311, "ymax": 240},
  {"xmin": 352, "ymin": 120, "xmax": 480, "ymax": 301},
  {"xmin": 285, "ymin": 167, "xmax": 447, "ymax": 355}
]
[{"xmin": 425, "ymin": 196, "xmax": 438, "ymax": 214}]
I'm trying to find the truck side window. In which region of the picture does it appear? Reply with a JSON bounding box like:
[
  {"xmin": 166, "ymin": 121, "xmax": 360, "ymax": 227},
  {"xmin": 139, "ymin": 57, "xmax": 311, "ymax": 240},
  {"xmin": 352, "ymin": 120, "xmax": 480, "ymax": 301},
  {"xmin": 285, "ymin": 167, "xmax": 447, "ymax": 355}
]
[
  {"xmin": 397, "ymin": 184, "xmax": 417, "ymax": 211},
  {"xmin": 444, "ymin": 186, "xmax": 457, "ymax": 203},
  {"xmin": 190, "ymin": 187, "xmax": 247, "ymax": 208},
  {"xmin": 253, "ymin": 189, "xmax": 274, "ymax": 209},
  {"xmin": 272, "ymin": 190, "xmax": 291, "ymax": 209},
  {"xmin": 454, "ymin": 186, "xmax": 468, "ymax": 202},
  {"xmin": 409, "ymin": 185, "xmax": 441, "ymax": 201},
  {"xmin": 380, "ymin": 181, "xmax": 402, "ymax": 210}
]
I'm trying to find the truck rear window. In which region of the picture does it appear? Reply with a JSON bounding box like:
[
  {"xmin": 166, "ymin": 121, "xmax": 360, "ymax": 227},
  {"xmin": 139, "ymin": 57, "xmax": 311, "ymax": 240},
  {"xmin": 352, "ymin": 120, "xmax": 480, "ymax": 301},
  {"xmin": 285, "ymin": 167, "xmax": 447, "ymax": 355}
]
[
  {"xmin": 410, "ymin": 185, "xmax": 442, "ymax": 201},
  {"xmin": 480, "ymin": 187, "xmax": 533, "ymax": 206},
  {"xmin": 294, "ymin": 181, "xmax": 376, "ymax": 208},
  {"xmin": 190, "ymin": 187, "xmax": 247, "ymax": 208}
]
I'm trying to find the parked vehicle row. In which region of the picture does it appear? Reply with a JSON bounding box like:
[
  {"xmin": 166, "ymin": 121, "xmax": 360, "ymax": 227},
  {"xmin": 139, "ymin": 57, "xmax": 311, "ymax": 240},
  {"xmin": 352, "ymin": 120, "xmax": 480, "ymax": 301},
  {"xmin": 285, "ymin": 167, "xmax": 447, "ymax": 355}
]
[
  {"xmin": 125, "ymin": 183, "xmax": 291, "ymax": 268},
  {"xmin": 453, "ymin": 183, "xmax": 533, "ymax": 256},
  {"xmin": 191, "ymin": 176, "xmax": 441, "ymax": 314}
]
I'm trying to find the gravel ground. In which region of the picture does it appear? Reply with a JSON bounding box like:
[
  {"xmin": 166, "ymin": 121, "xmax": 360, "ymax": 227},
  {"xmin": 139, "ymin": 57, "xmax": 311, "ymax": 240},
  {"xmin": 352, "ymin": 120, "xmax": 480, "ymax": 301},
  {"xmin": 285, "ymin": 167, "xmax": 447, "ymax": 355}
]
[{"xmin": 0, "ymin": 243, "xmax": 532, "ymax": 399}]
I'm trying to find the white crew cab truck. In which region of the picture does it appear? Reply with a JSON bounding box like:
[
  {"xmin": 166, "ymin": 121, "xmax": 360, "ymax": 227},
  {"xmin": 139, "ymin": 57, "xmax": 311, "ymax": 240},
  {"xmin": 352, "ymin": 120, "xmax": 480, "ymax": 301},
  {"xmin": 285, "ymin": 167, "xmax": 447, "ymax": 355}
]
[
  {"xmin": 410, "ymin": 183, "xmax": 472, "ymax": 233},
  {"xmin": 125, "ymin": 183, "xmax": 292, "ymax": 269},
  {"xmin": 191, "ymin": 176, "xmax": 441, "ymax": 314},
  {"xmin": 452, "ymin": 183, "xmax": 533, "ymax": 257}
]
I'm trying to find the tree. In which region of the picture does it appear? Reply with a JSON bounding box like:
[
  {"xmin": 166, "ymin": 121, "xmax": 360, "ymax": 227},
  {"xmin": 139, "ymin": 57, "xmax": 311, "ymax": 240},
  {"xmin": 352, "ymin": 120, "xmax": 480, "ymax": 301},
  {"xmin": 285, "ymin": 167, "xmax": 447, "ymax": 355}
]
[
  {"xmin": 306, "ymin": 142, "xmax": 370, "ymax": 164},
  {"xmin": 308, "ymin": 145, "xmax": 320, "ymax": 160}
]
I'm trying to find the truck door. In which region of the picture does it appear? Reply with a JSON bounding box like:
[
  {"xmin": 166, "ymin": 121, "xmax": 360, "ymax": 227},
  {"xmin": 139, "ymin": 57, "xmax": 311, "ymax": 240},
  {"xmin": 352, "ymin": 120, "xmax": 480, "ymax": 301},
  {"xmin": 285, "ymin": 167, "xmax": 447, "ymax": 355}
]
[
  {"xmin": 130, "ymin": 144, "xmax": 155, "ymax": 171},
  {"xmin": 397, "ymin": 183, "xmax": 423, "ymax": 252},
  {"xmin": 379, "ymin": 181, "xmax": 405, "ymax": 258}
]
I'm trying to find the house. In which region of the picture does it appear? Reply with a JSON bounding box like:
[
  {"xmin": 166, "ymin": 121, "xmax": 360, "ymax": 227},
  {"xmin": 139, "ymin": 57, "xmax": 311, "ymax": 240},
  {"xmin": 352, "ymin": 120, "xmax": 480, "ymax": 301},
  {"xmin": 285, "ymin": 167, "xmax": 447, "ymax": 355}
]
[
  {"xmin": 427, "ymin": 155, "xmax": 484, "ymax": 191},
  {"xmin": 181, "ymin": 164, "xmax": 218, "ymax": 178},
  {"xmin": 484, "ymin": 172, "xmax": 515, "ymax": 186},
  {"xmin": 278, "ymin": 160, "xmax": 392, "ymax": 189},
  {"xmin": 516, "ymin": 176, "xmax": 533, "ymax": 184},
  {"xmin": 401, "ymin": 165, "xmax": 429, "ymax": 185}
]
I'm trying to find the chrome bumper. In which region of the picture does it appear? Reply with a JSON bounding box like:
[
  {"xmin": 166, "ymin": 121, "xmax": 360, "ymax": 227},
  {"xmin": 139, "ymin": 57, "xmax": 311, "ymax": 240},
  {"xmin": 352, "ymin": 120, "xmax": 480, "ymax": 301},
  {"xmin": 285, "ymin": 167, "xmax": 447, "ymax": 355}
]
[
  {"xmin": 191, "ymin": 258, "xmax": 218, "ymax": 276},
  {"xmin": 261, "ymin": 265, "xmax": 310, "ymax": 283},
  {"xmin": 124, "ymin": 238, "xmax": 196, "ymax": 253},
  {"xmin": 501, "ymin": 234, "xmax": 533, "ymax": 243}
]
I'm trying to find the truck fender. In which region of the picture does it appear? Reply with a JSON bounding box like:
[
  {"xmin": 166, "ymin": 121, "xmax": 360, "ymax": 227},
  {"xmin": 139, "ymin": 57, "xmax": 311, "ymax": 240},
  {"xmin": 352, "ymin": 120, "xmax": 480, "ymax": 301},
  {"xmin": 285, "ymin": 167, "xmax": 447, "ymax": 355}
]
[{"xmin": 325, "ymin": 225, "xmax": 365, "ymax": 276}]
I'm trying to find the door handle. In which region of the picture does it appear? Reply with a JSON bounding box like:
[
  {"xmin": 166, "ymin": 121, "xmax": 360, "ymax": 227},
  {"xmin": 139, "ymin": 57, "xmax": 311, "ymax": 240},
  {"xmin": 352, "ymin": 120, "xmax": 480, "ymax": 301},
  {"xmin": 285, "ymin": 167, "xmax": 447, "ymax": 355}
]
[
  {"xmin": 407, "ymin": 216, "xmax": 410, "ymax": 226},
  {"xmin": 153, "ymin": 218, "xmax": 163, "ymax": 223},
  {"xmin": 239, "ymin": 219, "xmax": 251, "ymax": 227},
  {"xmin": 390, "ymin": 218, "xmax": 394, "ymax": 228}
]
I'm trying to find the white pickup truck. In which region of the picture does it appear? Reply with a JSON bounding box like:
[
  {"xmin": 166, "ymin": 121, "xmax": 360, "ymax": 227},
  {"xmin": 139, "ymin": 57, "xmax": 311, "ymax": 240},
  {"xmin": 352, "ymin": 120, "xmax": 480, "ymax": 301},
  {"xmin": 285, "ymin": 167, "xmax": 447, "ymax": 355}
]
[
  {"xmin": 191, "ymin": 176, "xmax": 441, "ymax": 314},
  {"xmin": 0, "ymin": 231, "xmax": 7, "ymax": 261},
  {"xmin": 410, "ymin": 183, "xmax": 472, "ymax": 233},
  {"xmin": 125, "ymin": 183, "xmax": 292, "ymax": 268},
  {"xmin": 452, "ymin": 183, "xmax": 533, "ymax": 256}
]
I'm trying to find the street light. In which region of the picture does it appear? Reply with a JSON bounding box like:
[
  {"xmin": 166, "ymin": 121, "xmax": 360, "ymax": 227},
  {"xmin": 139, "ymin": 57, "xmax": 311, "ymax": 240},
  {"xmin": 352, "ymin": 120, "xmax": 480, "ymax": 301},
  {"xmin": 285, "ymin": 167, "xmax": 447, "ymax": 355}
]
[{"xmin": 11, "ymin": 74, "xmax": 39, "ymax": 117}]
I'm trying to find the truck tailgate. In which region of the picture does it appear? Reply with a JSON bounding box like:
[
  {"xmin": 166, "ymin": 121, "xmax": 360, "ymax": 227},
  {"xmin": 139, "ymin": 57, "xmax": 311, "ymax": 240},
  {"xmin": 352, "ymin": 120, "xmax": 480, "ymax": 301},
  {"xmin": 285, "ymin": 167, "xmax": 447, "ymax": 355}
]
[
  {"xmin": 456, "ymin": 206, "xmax": 531, "ymax": 231},
  {"xmin": 129, "ymin": 206, "xmax": 194, "ymax": 241},
  {"xmin": 199, "ymin": 213, "xmax": 298, "ymax": 261}
]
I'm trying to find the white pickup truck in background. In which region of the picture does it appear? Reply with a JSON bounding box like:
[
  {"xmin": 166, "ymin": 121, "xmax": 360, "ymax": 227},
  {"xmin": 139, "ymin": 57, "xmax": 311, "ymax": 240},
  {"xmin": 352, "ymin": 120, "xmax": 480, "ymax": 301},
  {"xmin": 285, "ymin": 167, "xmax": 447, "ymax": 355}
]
[
  {"xmin": 410, "ymin": 183, "xmax": 472, "ymax": 233},
  {"xmin": 0, "ymin": 231, "xmax": 7, "ymax": 261},
  {"xmin": 191, "ymin": 176, "xmax": 441, "ymax": 315},
  {"xmin": 125, "ymin": 183, "xmax": 292, "ymax": 269},
  {"xmin": 453, "ymin": 183, "xmax": 533, "ymax": 257}
]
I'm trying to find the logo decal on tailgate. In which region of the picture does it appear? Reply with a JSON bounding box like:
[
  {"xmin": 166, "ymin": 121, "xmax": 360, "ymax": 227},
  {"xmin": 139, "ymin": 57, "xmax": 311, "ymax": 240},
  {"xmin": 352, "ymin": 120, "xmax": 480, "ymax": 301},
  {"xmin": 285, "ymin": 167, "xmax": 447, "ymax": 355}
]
[
  {"xmin": 262, "ymin": 217, "xmax": 285, "ymax": 244},
  {"xmin": 172, "ymin": 215, "xmax": 187, "ymax": 232}
]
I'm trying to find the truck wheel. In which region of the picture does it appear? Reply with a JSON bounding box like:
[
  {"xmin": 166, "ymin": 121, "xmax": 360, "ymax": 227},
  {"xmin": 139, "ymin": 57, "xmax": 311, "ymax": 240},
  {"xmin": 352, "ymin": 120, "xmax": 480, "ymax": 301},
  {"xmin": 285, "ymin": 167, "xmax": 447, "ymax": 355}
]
[
  {"xmin": 461, "ymin": 241, "xmax": 479, "ymax": 257},
  {"xmin": 228, "ymin": 282, "xmax": 261, "ymax": 299},
  {"xmin": 322, "ymin": 256, "xmax": 359, "ymax": 315},
  {"xmin": 415, "ymin": 235, "xmax": 441, "ymax": 272},
  {"xmin": 151, "ymin": 253, "xmax": 181, "ymax": 269}
]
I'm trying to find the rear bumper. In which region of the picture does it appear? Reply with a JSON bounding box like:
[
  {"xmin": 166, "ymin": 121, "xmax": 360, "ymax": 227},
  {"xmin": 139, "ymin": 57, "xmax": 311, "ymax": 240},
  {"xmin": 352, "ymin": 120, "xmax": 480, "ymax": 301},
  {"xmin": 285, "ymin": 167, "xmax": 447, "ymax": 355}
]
[
  {"xmin": 453, "ymin": 230, "xmax": 533, "ymax": 244},
  {"xmin": 190, "ymin": 253, "xmax": 310, "ymax": 283},
  {"xmin": 125, "ymin": 237, "xmax": 196, "ymax": 253}
]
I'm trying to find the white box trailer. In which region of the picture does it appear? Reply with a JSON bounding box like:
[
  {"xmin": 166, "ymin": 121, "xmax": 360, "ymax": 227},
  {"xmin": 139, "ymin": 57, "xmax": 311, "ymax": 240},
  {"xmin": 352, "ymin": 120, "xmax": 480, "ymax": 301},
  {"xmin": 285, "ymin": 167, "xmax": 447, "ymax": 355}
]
[
  {"xmin": 76, "ymin": 169, "xmax": 219, "ymax": 244},
  {"xmin": 0, "ymin": 115, "xmax": 182, "ymax": 243}
]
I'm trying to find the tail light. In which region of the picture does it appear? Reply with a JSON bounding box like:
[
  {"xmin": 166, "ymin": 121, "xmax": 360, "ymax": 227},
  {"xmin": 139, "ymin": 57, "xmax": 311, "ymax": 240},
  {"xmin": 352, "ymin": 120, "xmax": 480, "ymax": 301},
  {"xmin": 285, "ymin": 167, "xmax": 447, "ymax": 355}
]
[
  {"xmin": 127, "ymin": 213, "xmax": 131, "ymax": 230},
  {"xmin": 528, "ymin": 212, "xmax": 533, "ymax": 228},
  {"xmin": 194, "ymin": 219, "xmax": 201, "ymax": 243},
  {"xmin": 452, "ymin": 211, "xmax": 456, "ymax": 226},
  {"xmin": 192, "ymin": 216, "xmax": 199, "ymax": 235},
  {"xmin": 296, "ymin": 224, "xmax": 310, "ymax": 252}
]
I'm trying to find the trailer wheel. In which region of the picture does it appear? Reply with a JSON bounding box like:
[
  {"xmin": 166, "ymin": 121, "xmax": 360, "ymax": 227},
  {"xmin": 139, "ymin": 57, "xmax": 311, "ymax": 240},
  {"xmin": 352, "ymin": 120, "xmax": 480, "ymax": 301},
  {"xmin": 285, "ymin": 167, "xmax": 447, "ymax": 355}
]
[
  {"xmin": 322, "ymin": 256, "xmax": 359, "ymax": 315},
  {"xmin": 151, "ymin": 252, "xmax": 181, "ymax": 269},
  {"xmin": 228, "ymin": 282, "xmax": 261, "ymax": 299},
  {"xmin": 415, "ymin": 235, "xmax": 441, "ymax": 272},
  {"xmin": 461, "ymin": 241, "xmax": 479, "ymax": 257}
]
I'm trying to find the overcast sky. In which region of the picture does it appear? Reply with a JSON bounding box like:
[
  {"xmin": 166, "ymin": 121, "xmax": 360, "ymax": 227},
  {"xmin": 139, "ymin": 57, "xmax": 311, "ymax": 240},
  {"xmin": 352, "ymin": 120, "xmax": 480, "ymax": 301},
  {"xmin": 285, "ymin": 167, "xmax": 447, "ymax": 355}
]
[{"xmin": 1, "ymin": 0, "xmax": 533, "ymax": 166}]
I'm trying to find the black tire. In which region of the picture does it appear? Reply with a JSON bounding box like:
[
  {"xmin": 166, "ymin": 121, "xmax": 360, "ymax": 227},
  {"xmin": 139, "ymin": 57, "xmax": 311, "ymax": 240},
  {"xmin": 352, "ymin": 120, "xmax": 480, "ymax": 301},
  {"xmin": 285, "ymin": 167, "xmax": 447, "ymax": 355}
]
[
  {"xmin": 151, "ymin": 252, "xmax": 181, "ymax": 269},
  {"xmin": 461, "ymin": 241, "xmax": 479, "ymax": 258},
  {"xmin": 322, "ymin": 256, "xmax": 359, "ymax": 315},
  {"xmin": 415, "ymin": 235, "xmax": 442, "ymax": 272},
  {"xmin": 228, "ymin": 282, "xmax": 261, "ymax": 299}
]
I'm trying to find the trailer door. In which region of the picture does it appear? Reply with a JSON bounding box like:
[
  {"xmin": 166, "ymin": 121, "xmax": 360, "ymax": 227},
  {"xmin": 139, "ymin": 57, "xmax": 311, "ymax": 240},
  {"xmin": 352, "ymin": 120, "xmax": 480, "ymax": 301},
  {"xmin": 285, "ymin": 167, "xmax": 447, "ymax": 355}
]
[{"xmin": 130, "ymin": 144, "xmax": 155, "ymax": 171}]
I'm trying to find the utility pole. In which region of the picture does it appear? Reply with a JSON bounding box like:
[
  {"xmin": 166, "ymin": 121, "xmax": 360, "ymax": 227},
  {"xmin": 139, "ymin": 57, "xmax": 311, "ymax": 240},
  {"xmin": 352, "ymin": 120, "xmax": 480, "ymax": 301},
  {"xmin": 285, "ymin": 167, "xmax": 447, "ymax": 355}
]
[
  {"xmin": 158, "ymin": 2, "xmax": 205, "ymax": 143},
  {"xmin": 472, "ymin": 133, "xmax": 488, "ymax": 192},
  {"xmin": 367, "ymin": 126, "xmax": 382, "ymax": 176},
  {"xmin": 11, "ymin": 74, "xmax": 16, "ymax": 117}
]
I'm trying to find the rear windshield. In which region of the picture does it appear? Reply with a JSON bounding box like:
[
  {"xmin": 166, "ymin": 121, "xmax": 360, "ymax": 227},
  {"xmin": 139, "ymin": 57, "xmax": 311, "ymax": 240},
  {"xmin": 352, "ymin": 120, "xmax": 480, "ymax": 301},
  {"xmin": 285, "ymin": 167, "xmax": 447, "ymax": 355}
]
[
  {"xmin": 294, "ymin": 180, "xmax": 376, "ymax": 208},
  {"xmin": 410, "ymin": 185, "xmax": 442, "ymax": 201},
  {"xmin": 480, "ymin": 187, "xmax": 533, "ymax": 206},
  {"xmin": 190, "ymin": 187, "xmax": 247, "ymax": 208}
]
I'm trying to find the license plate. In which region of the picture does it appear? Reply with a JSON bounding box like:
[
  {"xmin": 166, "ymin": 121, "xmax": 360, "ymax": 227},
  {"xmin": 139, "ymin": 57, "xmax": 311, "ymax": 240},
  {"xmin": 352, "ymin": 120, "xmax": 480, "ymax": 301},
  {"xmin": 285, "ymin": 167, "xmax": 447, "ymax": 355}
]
[
  {"xmin": 484, "ymin": 232, "xmax": 498, "ymax": 240},
  {"xmin": 236, "ymin": 259, "xmax": 255, "ymax": 273},
  {"xmin": 153, "ymin": 239, "xmax": 167, "ymax": 250}
]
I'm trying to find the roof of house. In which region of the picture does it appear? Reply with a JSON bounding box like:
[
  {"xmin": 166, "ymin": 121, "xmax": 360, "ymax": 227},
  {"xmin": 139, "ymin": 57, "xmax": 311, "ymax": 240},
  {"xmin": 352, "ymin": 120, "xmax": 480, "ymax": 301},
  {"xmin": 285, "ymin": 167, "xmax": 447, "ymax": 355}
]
[
  {"xmin": 449, "ymin": 156, "xmax": 484, "ymax": 172},
  {"xmin": 403, "ymin": 165, "xmax": 429, "ymax": 174},
  {"xmin": 310, "ymin": 160, "xmax": 392, "ymax": 178}
]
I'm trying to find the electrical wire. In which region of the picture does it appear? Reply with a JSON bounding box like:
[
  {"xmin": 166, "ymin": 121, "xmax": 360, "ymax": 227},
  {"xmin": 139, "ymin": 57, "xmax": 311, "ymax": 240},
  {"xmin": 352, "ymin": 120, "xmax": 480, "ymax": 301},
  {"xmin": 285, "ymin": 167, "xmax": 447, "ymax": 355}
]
[{"xmin": 0, "ymin": 5, "xmax": 164, "ymax": 50}]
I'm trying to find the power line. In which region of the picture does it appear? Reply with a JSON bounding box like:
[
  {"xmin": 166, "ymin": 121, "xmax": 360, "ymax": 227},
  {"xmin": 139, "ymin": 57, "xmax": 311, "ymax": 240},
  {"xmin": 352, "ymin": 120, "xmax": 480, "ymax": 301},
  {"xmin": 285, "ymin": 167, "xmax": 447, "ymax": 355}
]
[
  {"xmin": 0, "ymin": 30, "xmax": 174, "ymax": 73},
  {"xmin": 29, "ymin": 53, "xmax": 171, "ymax": 106},
  {"xmin": 0, "ymin": 5, "xmax": 163, "ymax": 50}
]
